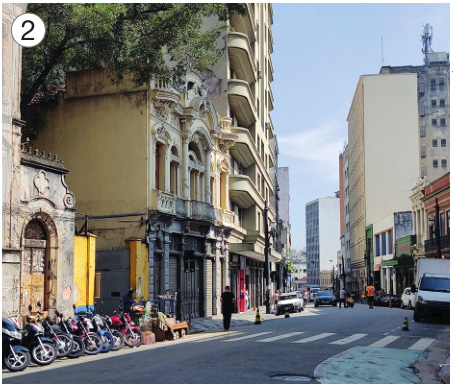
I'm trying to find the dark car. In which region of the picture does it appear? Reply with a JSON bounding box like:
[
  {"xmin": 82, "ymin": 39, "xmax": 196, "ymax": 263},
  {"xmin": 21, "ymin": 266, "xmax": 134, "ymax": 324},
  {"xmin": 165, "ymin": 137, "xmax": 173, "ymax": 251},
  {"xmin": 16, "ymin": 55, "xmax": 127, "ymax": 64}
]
[
  {"xmin": 374, "ymin": 293, "xmax": 402, "ymax": 308},
  {"xmin": 314, "ymin": 290, "xmax": 337, "ymax": 307}
]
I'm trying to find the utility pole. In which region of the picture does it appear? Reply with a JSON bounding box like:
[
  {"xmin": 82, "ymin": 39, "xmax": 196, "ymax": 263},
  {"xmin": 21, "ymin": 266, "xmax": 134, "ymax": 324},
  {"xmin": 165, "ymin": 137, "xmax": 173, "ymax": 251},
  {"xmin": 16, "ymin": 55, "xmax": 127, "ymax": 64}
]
[
  {"xmin": 264, "ymin": 201, "xmax": 271, "ymax": 314},
  {"xmin": 435, "ymin": 198, "xmax": 442, "ymax": 259}
]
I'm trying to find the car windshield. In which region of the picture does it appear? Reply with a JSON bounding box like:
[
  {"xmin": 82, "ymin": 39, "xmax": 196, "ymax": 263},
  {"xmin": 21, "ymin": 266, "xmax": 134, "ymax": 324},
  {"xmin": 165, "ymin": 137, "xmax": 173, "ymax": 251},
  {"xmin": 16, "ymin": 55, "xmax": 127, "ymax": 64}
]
[
  {"xmin": 317, "ymin": 291, "xmax": 333, "ymax": 297},
  {"xmin": 419, "ymin": 277, "xmax": 450, "ymax": 292},
  {"xmin": 280, "ymin": 294, "xmax": 298, "ymax": 300}
]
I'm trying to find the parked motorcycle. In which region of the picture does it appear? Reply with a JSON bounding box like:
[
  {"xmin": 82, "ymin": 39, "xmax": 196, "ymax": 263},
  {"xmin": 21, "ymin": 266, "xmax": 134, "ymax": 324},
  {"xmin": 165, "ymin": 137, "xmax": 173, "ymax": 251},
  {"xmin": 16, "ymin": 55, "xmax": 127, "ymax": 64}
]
[
  {"xmin": 111, "ymin": 305, "xmax": 144, "ymax": 348},
  {"xmin": 86, "ymin": 311, "xmax": 114, "ymax": 353},
  {"xmin": 2, "ymin": 317, "xmax": 31, "ymax": 371},
  {"xmin": 95, "ymin": 303, "xmax": 124, "ymax": 351},
  {"xmin": 54, "ymin": 311, "xmax": 85, "ymax": 359},
  {"xmin": 34, "ymin": 303, "xmax": 73, "ymax": 358},
  {"xmin": 22, "ymin": 306, "xmax": 57, "ymax": 366},
  {"xmin": 72, "ymin": 309, "xmax": 103, "ymax": 355}
]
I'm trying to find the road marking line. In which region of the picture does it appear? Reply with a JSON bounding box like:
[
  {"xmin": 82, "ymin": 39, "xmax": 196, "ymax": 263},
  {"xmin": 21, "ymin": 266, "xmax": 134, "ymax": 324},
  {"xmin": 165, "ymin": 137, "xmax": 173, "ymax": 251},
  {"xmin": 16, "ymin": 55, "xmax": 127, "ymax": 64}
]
[
  {"xmin": 223, "ymin": 331, "xmax": 274, "ymax": 341},
  {"xmin": 292, "ymin": 332, "xmax": 336, "ymax": 343},
  {"xmin": 408, "ymin": 338, "xmax": 435, "ymax": 351},
  {"xmin": 369, "ymin": 335, "xmax": 400, "ymax": 347},
  {"xmin": 191, "ymin": 332, "xmax": 244, "ymax": 342},
  {"xmin": 330, "ymin": 333, "xmax": 368, "ymax": 345},
  {"xmin": 257, "ymin": 332, "xmax": 306, "ymax": 342}
]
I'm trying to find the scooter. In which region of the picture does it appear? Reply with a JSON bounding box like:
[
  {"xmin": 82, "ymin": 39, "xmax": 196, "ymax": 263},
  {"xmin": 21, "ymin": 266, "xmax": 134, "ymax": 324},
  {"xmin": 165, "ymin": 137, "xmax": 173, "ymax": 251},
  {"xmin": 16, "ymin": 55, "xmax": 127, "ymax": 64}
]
[
  {"xmin": 54, "ymin": 311, "xmax": 85, "ymax": 358},
  {"xmin": 110, "ymin": 305, "xmax": 144, "ymax": 348},
  {"xmin": 2, "ymin": 317, "xmax": 31, "ymax": 372},
  {"xmin": 22, "ymin": 306, "xmax": 57, "ymax": 366}
]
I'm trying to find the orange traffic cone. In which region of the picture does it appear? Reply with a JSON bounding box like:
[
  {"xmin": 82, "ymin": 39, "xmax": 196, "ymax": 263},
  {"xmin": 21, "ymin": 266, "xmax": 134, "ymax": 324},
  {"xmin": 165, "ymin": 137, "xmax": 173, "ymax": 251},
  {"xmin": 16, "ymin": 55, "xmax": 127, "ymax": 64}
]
[{"xmin": 389, "ymin": 298, "xmax": 392, "ymax": 308}]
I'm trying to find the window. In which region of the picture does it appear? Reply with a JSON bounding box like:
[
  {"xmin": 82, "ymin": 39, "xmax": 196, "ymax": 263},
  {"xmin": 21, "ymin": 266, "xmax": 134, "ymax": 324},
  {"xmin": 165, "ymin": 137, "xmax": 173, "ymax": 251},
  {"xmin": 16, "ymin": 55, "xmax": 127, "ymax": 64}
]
[
  {"xmin": 439, "ymin": 78, "xmax": 445, "ymax": 86},
  {"xmin": 421, "ymin": 167, "xmax": 427, "ymax": 178},
  {"xmin": 440, "ymin": 118, "xmax": 446, "ymax": 126},
  {"xmin": 433, "ymin": 159, "xmax": 438, "ymax": 168},
  {"xmin": 440, "ymin": 99, "xmax": 445, "ymax": 107},
  {"xmin": 419, "ymin": 104, "xmax": 425, "ymax": 116},
  {"xmin": 432, "ymin": 139, "xmax": 438, "ymax": 147},
  {"xmin": 419, "ymin": 83, "xmax": 425, "ymax": 93},
  {"xmin": 432, "ymin": 100, "xmax": 437, "ymax": 107},
  {"xmin": 441, "ymin": 139, "xmax": 446, "ymax": 147},
  {"xmin": 441, "ymin": 159, "xmax": 447, "ymax": 168},
  {"xmin": 381, "ymin": 233, "xmax": 386, "ymax": 255},
  {"xmin": 374, "ymin": 235, "xmax": 380, "ymax": 256},
  {"xmin": 387, "ymin": 230, "xmax": 393, "ymax": 254},
  {"xmin": 420, "ymin": 126, "xmax": 426, "ymax": 137},
  {"xmin": 431, "ymin": 79, "xmax": 436, "ymax": 89},
  {"xmin": 421, "ymin": 146, "xmax": 426, "ymax": 158},
  {"xmin": 432, "ymin": 118, "xmax": 437, "ymax": 126}
]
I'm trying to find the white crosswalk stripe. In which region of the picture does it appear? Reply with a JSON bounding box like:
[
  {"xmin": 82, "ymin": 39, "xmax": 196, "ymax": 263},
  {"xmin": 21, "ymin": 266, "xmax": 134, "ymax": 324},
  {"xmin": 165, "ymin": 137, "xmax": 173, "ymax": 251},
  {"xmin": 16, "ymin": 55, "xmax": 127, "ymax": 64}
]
[
  {"xmin": 223, "ymin": 331, "xmax": 274, "ymax": 342},
  {"xmin": 292, "ymin": 332, "xmax": 336, "ymax": 344},
  {"xmin": 330, "ymin": 333, "xmax": 368, "ymax": 345},
  {"xmin": 257, "ymin": 332, "xmax": 306, "ymax": 342},
  {"xmin": 369, "ymin": 335, "xmax": 400, "ymax": 348},
  {"xmin": 192, "ymin": 332, "xmax": 244, "ymax": 342},
  {"xmin": 408, "ymin": 338, "xmax": 435, "ymax": 351}
]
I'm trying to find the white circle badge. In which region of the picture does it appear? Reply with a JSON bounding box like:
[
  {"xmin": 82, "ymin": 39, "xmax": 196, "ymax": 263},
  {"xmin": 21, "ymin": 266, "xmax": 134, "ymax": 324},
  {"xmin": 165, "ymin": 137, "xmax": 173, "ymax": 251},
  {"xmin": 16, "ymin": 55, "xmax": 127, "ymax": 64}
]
[{"xmin": 12, "ymin": 13, "xmax": 46, "ymax": 48}]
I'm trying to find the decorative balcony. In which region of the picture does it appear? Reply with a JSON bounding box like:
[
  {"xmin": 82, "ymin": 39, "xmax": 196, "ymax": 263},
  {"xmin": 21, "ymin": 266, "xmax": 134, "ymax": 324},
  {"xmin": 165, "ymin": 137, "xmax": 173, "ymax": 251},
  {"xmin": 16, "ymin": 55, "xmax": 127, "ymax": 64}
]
[
  {"xmin": 190, "ymin": 201, "xmax": 216, "ymax": 223},
  {"xmin": 151, "ymin": 190, "xmax": 176, "ymax": 214},
  {"xmin": 230, "ymin": 127, "xmax": 256, "ymax": 167},
  {"xmin": 228, "ymin": 79, "xmax": 257, "ymax": 128},
  {"xmin": 228, "ymin": 32, "xmax": 257, "ymax": 84},
  {"xmin": 424, "ymin": 234, "xmax": 450, "ymax": 256},
  {"xmin": 229, "ymin": 174, "xmax": 261, "ymax": 208}
]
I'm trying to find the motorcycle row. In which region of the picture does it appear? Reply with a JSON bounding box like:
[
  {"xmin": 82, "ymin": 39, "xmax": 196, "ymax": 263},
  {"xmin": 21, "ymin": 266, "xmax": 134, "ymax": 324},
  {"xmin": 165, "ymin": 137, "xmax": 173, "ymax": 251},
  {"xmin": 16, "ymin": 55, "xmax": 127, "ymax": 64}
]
[{"xmin": 2, "ymin": 302, "xmax": 145, "ymax": 372}]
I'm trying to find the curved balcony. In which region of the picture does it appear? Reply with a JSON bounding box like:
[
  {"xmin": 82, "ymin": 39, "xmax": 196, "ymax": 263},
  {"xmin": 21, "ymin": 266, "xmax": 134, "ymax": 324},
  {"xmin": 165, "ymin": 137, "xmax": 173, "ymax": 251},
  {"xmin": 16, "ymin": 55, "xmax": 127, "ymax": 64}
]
[
  {"xmin": 228, "ymin": 32, "xmax": 257, "ymax": 84},
  {"xmin": 229, "ymin": 174, "xmax": 261, "ymax": 208},
  {"xmin": 230, "ymin": 4, "xmax": 255, "ymax": 43},
  {"xmin": 229, "ymin": 127, "xmax": 256, "ymax": 168},
  {"xmin": 228, "ymin": 80, "xmax": 257, "ymax": 128}
]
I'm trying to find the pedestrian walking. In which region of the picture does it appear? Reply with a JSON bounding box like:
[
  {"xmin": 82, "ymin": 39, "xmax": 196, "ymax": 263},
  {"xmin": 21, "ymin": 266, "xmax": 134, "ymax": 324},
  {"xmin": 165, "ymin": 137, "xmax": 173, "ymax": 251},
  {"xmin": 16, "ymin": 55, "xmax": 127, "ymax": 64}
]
[
  {"xmin": 245, "ymin": 288, "xmax": 249, "ymax": 310},
  {"xmin": 339, "ymin": 288, "xmax": 347, "ymax": 308},
  {"xmin": 220, "ymin": 286, "xmax": 235, "ymax": 330},
  {"xmin": 273, "ymin": 290, "xmax": 279, "ymax": 313},
  {"xmin": 366, "ymin": 283, "xmax": 376, "ymax": 309}
]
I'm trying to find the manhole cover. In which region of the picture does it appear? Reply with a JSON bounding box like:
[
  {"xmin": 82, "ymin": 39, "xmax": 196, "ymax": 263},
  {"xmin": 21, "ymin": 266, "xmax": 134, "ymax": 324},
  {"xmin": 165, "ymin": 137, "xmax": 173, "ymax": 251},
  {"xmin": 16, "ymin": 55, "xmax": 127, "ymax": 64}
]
[{"xmin": 270, "ymin": 374, "xmax": 312, "ymax": 382}]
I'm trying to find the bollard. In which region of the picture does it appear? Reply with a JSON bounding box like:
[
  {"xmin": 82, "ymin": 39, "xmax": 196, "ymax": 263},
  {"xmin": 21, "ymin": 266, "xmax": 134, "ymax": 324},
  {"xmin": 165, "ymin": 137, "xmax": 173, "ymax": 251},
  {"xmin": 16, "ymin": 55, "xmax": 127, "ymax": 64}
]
[
  {"xmin": 285, "ymin": 311, "xmax": 290, "ymax": 318},
  {"xmin": 389, "ymin": 298, "xmax": 392, "ymax": 308},
  {"xmin": 255, "ymin": 308, "xmax": 261, "ymax": 325},
  {"xmin": 402, "ymin": 317, "xmax": 409, "ymax": 331}
]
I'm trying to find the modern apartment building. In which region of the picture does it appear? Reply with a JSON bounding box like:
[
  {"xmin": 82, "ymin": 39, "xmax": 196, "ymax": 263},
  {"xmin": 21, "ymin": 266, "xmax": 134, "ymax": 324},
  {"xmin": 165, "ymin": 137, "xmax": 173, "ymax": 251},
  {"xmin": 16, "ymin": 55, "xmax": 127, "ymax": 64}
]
[
  {"xmin": 346, "ymin": 73, "xmax": 420, "ymax": 290},
  {"xmin": 305, "ymin": 197, "xmax": 340, "ymax": 286},
  {"xmin": 205, "ymin": 4, "xmax": 282, "ymax": 308},
  {"xmin": 380, "ymin": 50, "xmax": 450, "ymax": 182}
]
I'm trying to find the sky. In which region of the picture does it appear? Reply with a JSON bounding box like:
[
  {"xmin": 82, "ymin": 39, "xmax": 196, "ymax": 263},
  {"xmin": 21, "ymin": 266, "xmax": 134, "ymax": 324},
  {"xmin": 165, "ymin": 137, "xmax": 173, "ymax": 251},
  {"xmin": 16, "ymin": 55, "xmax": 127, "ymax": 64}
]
[{"xmin": 271, "ymin": 2, "xmax": 450, "ymax": 251}]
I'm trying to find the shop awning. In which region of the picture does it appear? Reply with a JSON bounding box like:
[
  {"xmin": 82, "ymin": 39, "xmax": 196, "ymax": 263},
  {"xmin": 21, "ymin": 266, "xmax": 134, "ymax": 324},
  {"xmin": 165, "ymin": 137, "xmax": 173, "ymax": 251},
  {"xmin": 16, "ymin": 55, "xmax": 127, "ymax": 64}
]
[
  {"xmin": 381, "ymin": 259, "xmax": 398, "ymax": 267},
  {"xmin": 381, "ymin": 255, "xmax": 414, "ymax": 267}
]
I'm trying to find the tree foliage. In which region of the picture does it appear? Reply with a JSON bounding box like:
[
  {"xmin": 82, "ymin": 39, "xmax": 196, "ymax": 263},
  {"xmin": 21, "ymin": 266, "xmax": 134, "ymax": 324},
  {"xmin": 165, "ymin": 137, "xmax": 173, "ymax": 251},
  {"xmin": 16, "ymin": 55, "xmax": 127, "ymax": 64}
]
[{"xmin": 21, "ymin": 3, "xmax": 245, "ymax": 131}]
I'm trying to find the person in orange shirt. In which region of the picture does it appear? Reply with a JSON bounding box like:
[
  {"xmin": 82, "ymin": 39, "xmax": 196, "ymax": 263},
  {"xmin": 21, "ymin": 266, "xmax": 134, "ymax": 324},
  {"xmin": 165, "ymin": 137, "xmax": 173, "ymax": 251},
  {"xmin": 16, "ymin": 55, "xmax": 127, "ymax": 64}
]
[{"xmin": 366, "ymin": 283, "xmax": 376, "ymax": 309}]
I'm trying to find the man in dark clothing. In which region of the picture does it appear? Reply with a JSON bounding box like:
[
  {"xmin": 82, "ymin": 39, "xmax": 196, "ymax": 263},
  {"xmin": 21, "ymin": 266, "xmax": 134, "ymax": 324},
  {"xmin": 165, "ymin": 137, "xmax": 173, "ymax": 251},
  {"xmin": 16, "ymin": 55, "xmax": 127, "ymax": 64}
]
[
  {"xmin": 123, "ymin": 289, "xmax": 135, "ymax": 313},
  {"xmin": 220, "ymin": 286, "xmax": 235, "ymax": 330}
]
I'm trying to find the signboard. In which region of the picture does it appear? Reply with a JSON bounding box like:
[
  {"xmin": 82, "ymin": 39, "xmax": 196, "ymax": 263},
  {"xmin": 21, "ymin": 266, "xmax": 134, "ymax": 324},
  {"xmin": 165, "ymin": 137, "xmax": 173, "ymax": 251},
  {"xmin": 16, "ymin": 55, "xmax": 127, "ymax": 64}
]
[{"xmin": 394, "ymin": 212, "xmax": 413, "ymax": 240}]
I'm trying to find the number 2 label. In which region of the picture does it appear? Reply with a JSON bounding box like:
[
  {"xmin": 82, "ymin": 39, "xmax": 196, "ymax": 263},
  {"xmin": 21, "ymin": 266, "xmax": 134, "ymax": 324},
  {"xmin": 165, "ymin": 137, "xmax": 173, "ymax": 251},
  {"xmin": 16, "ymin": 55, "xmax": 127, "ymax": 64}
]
[{"xmin": 12, "ymin": 13, "xmax": 45, "ymax": 48}]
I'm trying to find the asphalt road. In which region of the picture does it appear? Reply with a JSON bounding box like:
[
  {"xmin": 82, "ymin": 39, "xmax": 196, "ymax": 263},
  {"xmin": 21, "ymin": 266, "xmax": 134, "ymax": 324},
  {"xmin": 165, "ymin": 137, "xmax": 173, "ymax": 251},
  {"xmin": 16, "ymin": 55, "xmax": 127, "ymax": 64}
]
[{"xmin": 3, "ymin": 303, "xmax": 449, "ymax": 384}]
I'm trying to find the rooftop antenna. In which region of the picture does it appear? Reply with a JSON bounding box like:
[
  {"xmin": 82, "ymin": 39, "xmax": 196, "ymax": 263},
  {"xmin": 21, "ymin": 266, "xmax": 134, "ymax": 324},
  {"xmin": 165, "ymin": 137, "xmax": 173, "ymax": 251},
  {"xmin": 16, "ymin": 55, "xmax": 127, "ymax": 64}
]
[{"xmin": 421, "ymin": 23, "xmax": 433, "ymax": 65}]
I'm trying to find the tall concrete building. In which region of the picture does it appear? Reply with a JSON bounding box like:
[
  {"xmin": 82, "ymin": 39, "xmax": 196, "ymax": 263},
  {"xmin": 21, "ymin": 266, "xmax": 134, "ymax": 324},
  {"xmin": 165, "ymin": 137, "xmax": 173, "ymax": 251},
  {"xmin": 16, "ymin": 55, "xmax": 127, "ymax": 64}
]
[
  {"xmin": 380, "ymin": 50, "xmax": 450, "ymax": 182},
  {"xmin": 205, "ymin": 4, "xmax": 282, "ymax": 307},
  {"xmin": 305, "ymin": 197, "xmax": 340, "ymax": 286},
  {"xmin": 346, "ymin": 73, "xmax": 420, "ymax": 290},
  {"xmin": 277, "ymin": 167, "xmax": 290, "ymax": 229}
]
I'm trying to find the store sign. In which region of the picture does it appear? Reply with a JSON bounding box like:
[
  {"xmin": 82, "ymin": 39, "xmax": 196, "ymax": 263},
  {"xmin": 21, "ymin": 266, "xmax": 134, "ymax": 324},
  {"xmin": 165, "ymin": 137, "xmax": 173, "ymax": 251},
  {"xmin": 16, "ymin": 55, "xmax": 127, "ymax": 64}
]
[
  {"xmin": 240, "ymin": 256, "xmax": 246, "ymax": 270},
  {"xmin": 374, "ymin": 264, "xmax": 381, "ymax": 271}
]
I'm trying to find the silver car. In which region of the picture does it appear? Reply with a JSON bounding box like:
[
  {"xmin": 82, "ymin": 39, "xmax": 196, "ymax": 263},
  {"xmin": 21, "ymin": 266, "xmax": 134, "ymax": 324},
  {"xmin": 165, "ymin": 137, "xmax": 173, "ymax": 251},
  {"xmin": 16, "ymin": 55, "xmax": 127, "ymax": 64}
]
[{"xmin": 401, "ymin": 287, "xmax": 416, "ymax": 309}]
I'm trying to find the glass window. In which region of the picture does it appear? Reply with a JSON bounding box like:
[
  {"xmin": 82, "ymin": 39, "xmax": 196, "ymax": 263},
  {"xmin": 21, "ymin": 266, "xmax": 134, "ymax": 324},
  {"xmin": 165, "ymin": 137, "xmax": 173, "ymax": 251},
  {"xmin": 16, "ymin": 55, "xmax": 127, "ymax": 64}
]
[
  {"xmin": 432, "ymin": 139, "xmax": 438, "ymax": 147},
  {"xmin": 440, "ymin": 99, "xmax": 445, "ymax": 107},
  {"xmin": 381, "ymin": 233, "xmax": 386, "ymax": 255},
  {"xmin": 420, "ymin": 126, "xmax": 426, "ymax": 137},
  {"xmin": 421, "ymin": 146, "xmax": 426, "ymax": 158},
  {"xmin": 374, "ymin": 235, "xmax": 380, "ymax": 256},
  {"xmin": 387, "ymin": 230, "xmax": 393, "ymax": 254},
  {"xmin": 432, "ymin": 119, "xmax": 437, "ymax": 126},
  {"xmin": 433, "ymin": 159, "xmax": 438, "ymax": 168},
  {"xmin": 432, "ymin": 100, "xmax": 437, "ymax": 107},
  {"xmin": 441, "ymin": 159, "xmax": 447, "ymax": 168},
  {"xmin": 441, "ymin": 139, "xmax": 446, "ymax": 147}
]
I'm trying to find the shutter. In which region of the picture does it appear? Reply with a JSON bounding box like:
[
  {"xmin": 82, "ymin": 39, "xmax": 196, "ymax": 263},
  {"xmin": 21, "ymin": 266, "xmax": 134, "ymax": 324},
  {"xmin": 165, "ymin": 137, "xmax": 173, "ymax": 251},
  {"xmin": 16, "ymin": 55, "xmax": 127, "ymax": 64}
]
[
  {"xmin": 169, "ymin": 256, "xmax": 179, "ymax": 294},
  {"xmin": 205, "ymin": 259, "xmax": 213, "ymax": 316}
]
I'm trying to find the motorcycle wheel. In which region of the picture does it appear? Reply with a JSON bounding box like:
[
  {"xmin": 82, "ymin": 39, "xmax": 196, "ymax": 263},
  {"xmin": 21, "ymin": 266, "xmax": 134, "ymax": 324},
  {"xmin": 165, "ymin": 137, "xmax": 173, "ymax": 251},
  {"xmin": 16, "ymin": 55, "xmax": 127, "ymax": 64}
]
[
  {"xmin": 3, "ymin": 350, "xmax": 31, "ymax": 371},
  {"xmin": 99, "ymin": 332, "xmax": 114, "ymax": 353},
  {"xmin": 82, "ymin": 334, "xmax": 103, "ymax": 355},
  {"xmin": 55, "ymin": 332, "xmax": 73, "ymax": 357},
  {"xmin": 67, "ymin": 336, "xmax": 85, "ymax": 358},
  {"xmin": 31, "ymin": 342, "xmax": 57, "ymax": 366},
  {"xmin": 111, "ymin": 330, "xmax": 125, "ymax": 351},
  {"xmin": 124, "ymin": 328, "xmax": 144, "ymax": 347}
]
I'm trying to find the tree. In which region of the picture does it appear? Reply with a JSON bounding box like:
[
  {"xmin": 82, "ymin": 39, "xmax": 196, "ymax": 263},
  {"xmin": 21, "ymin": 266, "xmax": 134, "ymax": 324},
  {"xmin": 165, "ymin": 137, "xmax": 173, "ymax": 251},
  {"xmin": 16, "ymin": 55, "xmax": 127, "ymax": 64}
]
[{"xmin": 21, "ymin": 3, "xmax": 245, "ymax": 138}]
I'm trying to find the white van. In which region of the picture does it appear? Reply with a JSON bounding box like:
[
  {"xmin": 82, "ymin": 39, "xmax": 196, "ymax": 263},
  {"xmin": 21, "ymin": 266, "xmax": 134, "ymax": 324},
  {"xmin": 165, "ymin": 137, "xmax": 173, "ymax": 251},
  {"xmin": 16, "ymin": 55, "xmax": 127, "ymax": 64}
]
[
  {"xmin": 309, "ymin": 287, "xmax": 321, "ymax": 302},
  {"xmin": 414, "ymin": 273, "xmax": 450, "ymax": 322}
]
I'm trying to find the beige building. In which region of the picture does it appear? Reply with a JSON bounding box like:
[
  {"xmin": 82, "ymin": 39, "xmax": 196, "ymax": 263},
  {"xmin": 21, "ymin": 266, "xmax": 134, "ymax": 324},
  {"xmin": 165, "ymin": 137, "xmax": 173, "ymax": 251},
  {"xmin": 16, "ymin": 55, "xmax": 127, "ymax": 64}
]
[{"xmin": 347, "ymin": 73, "xmax": 420, "ymax": 290}]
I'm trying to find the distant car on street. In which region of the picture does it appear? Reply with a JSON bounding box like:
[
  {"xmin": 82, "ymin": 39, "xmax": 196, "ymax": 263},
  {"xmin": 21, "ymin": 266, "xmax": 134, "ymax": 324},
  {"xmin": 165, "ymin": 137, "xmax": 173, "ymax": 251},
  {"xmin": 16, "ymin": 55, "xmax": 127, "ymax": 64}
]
[
  {"xmin": 276, "ymin": 292, "xmax": 304, "ymax": 315},
  {"xmin": 309, "ymin": 287, "xmax": 321, "ymax": 302},
  {"xmin": 314, "ymin": 290, "xmax": 337, "ymax": 307},
  {"xmin": 401, "ymin": 287, "xmax": 416, "ymax": 309},
  {"xmin": 374, "ymin": 293, "xmax": 402, "ymax": 308}
]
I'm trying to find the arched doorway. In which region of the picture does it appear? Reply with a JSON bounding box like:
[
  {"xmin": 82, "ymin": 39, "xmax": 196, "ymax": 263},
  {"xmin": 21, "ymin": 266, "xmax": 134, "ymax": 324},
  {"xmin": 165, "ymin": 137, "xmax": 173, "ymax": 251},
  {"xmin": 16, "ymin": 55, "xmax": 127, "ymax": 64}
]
[{"xmin": 21, "ymin": 219, "xmax": 48, "ymax": 314}]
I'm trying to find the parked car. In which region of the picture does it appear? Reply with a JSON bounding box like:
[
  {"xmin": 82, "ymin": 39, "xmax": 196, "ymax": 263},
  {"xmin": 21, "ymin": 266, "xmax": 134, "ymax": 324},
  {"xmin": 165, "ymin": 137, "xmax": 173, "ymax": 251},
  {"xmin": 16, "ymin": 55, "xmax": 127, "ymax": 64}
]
[
  {"xmin": 401, "ymin": 287, "xmax": 416, "ymax": 310},
  {"xmin": 374, "ymin": 293, "xmax": 402, "ymax": 308},
  {"xmin": 314, "ymin": 290, "xmax": 337, "ymax": 307},
  {"xmin": 276, "ymin": 292, "xmax": 303, "ymax": 315}
]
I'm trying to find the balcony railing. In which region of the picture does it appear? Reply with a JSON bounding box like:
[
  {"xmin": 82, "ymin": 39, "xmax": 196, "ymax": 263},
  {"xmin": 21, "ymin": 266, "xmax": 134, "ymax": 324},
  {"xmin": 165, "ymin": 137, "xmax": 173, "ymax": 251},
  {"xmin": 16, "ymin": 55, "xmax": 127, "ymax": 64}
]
[
  {"xmin": 424, "ymin": 234, "xmax": 450, "ymax": 253},
  {"xmin": 190, "ymin": 201, "xmax": 216, "ymax": 222},
  {"xmin": 151, "ymin": 190, "xmax": 176, "ymax": 214}
]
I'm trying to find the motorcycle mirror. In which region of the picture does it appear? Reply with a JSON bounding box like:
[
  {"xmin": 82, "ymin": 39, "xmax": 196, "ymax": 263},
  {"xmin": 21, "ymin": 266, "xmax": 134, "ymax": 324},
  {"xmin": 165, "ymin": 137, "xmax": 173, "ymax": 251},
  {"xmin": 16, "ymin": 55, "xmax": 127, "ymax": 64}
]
[
  {"xmin": 37, "ymin": 301, "xmax": 41, "ymax": 308},
  {"xmin": 28, "ymin": 304, "xmax": 32, "ymax": 312}
]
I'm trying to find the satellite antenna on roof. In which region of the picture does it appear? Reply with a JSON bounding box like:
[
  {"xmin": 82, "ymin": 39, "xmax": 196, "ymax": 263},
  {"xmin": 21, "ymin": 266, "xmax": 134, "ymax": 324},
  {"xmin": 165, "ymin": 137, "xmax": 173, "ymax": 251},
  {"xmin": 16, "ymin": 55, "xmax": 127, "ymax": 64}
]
[{"xmin": 421, "ymin": 23, "xmax": 433, "ymax": 65}]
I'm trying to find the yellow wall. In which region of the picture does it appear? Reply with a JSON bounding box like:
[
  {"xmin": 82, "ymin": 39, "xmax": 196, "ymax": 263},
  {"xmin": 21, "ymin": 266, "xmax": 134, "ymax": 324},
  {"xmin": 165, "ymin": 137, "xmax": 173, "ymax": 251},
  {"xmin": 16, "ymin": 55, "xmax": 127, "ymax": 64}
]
[
  {"xmin": 126, "ymin": 238, "xmax": 149, "ymax": 301},
  {"xmin": 73, "ymin": 234, "xmax": 97, "ymax": 311}
]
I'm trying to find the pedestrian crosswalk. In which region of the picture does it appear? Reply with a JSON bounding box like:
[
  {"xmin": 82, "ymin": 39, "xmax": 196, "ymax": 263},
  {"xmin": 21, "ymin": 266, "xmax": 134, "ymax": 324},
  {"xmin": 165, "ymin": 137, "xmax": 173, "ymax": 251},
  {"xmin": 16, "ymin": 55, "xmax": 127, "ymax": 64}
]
[{"xmin": 191, "ymin": 330, "xmax": 436, "ymax": 351}]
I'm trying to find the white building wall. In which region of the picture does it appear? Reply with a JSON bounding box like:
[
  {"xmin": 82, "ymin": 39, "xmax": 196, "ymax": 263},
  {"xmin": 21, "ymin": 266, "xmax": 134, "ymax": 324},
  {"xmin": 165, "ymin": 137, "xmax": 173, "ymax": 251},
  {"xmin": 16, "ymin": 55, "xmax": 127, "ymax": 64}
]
[
  {"xmin": 278, "ymin": 167, "xmax": 290, "ymax": 228},
  {"xmin": 363, "ymin": 74, "xmax": 420, "ymax": 226},
  {"xmin": 319, "ymin": 197, "xmax": 340, "ymax": 271}
]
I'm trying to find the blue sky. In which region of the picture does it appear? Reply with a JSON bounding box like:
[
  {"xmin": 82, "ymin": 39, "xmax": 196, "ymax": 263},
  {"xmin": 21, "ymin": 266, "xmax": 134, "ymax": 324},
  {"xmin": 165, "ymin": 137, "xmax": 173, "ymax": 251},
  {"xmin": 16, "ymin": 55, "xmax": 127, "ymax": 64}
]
[{"xmin": 271, "ymin": 2, "xmax": 450, "ymax": 251}]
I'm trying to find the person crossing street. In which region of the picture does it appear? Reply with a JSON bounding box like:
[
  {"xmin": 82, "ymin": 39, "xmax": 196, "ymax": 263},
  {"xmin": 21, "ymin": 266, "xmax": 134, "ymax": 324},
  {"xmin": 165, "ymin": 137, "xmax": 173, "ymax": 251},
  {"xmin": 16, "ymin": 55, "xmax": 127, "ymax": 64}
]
[{"xmin": 366, "ymin": 283, "xmax": 376, "ymax": 309}]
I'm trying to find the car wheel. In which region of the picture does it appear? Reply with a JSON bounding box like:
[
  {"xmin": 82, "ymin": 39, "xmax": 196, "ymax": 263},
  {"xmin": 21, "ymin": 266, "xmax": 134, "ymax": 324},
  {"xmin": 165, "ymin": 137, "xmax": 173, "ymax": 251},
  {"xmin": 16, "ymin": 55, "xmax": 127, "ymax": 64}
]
[
  {"xmin": 408, "ymin": 301, "xmax": 412, "ymax": 310},
  {"xmin": 401, "ymin": 301, "xmax": 405, "ymax": 309},
  {"xmin": 414, "ymin": 310, "xmax": 421, "ymax": 322},
  {"xmin": 315, "ymin": 303, "xmax": 319, "ymax": 307}
]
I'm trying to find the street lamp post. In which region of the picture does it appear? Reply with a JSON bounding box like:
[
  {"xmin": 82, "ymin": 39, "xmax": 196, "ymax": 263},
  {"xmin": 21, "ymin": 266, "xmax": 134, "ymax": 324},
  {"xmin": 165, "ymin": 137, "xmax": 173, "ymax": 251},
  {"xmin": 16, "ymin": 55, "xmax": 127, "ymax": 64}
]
[{"xmin": 264, "ymin": 201, "xmax": 271, "ymax": 314}]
